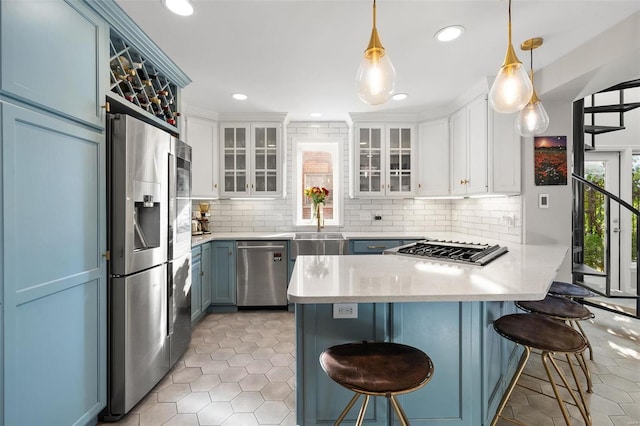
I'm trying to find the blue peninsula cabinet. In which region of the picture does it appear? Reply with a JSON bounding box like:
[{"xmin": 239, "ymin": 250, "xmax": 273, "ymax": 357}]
[
  {"xmin": 286, "ymin": 245, "xmax": 571, "ymax": 426},
  {"xmin": 295, "ymin": 301, "xmax": 521, "ymax": 426}
]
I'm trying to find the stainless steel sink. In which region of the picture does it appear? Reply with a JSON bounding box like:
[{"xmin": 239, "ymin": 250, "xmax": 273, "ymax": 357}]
[
  {"xmin": 294, "ymin": 232, "xmax": 344, "ymax": 240},
  {"xmin": 291, "ymin": 233, "xmax": 348, "ymax": 258}
]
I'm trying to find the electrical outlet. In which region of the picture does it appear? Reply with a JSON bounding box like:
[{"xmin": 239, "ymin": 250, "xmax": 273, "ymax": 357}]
[{"xmin": 333, "ymin": 303, "xmax": 358, "ymax": 319}]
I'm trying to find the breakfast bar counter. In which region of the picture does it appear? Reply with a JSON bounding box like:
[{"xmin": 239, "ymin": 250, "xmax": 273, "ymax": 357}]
[
  {"xmin": 288, "ymin": 242, "xmax": 568, "ymax": 304},
  {"xmin": 288, "ymin": 240, "xmax": 569, "ymax": 426}
]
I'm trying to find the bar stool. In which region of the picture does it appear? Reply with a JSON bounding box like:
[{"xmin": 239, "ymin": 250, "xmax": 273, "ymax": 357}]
[
  {"xmin": 548, "ymin": 281, "xmax": 597, "ymax": 360},
  {"xmin": 491, "ymin": 314, "xmax": 591, "ymax": 426},
  {"xmin": 320, "ymin": 341, "xmax": 434, "ymax": 426},
  {"xmin": 516, "ymin": 294, "xmax": 594, "ymax": 392},
  {"xmin": 548, "ymin": 281, "xmax": 597, "ymax": 299}
]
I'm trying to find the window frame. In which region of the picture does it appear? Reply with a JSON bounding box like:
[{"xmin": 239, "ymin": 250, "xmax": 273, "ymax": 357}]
[{"xmin": 293, "ymin": 137, "xmax": 343, "ymax": 227}]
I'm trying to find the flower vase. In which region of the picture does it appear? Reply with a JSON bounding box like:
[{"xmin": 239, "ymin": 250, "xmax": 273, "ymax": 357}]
[{"xmin": 313, "ymin": 203, "xmax": 323, "ymax": 232}]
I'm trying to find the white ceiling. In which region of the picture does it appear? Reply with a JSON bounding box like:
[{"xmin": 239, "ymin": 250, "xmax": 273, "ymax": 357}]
[{"xmin": 114, "ymin": 0, "xmax": 640, "ymax": 122}]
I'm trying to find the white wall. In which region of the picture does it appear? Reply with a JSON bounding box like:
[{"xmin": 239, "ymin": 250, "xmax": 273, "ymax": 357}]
[{"xmin": 522, "ymin": 101, "xmax": 573, "ymax": 281}]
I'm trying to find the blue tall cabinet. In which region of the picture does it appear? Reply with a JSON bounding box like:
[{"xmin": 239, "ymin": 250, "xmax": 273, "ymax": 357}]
[
  {"xmin": 0, "ymin": 1, "xmax": 190, "ymax": 424},
  {"xmin": 1, "ymin": 1, "xmax": 108, "ymax": 425}
]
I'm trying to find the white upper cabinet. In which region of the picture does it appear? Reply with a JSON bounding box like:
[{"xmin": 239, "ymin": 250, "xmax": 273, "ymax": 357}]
[
  {"xmin": 355, "ymin": 123, "xmax": 416, "ymax": 197},
  {"xmin": 450, "ymin": 94, "xmax": 521, "ymax": 196},
  {"xmin": 489, "ymin": 109, "xmax": 521, "ymax": 194},
  {"xmin": 220, "ymin": 122, "xmax": 282, "ymax": 197},
  {"xmin": 185, "ymin": 115, "xmax": 219, "ymax": 199},
  {"xmin": 451, "ymin": 95, "xmax": 489, "ymax": 196},
  {"xmin": 417, "ymin": 118, "xmax": 449, "ymax": 196}
]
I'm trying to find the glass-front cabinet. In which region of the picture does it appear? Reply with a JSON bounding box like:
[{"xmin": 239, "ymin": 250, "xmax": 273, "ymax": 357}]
[
  {"xmin": 220, "ymin": 122, "xmax": 281, "ymax": 197},
  {"xmin": 355, "ymin": 123, "xmax": 415, "ymax": 197},
  {"xmin": 222, "ymin": 125, "xmax": 249, "ymax": 194}
]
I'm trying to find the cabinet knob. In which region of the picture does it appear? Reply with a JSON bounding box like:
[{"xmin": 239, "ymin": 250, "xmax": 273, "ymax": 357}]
[{"xmin": 101, "ymin": 102, "xmax": 111, "ymax": 113}]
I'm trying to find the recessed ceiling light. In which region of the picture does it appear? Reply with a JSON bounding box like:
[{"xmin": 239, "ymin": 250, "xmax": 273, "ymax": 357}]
[
  {"xmin": 163, "ymin": 0, "xmax": 194, "ymax": 16},
  {"xmin": 309, "ymin": 112, "xmax": 322, "ymax": 118},
  {"xmin": 392, "ymin": 93, "xmax": 409, "ymax": 101},
  {"xmin": 232, "ymin": 93, "xmax": 248, "ymax": 101},
  {"xmin": 434, "ymin": 25, "xmax": 464, "ymax": 42}
]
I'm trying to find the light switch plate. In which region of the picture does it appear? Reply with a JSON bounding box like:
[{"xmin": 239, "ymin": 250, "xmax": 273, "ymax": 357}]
[{"xmin": 539, "ymin": 194, "xmax": 549, "ymax": 208}]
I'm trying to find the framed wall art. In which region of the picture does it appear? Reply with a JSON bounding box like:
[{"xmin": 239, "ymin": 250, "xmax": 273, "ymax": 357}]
[{"xmin": 534, "ymin": 136, "xmax": 567, "ymax": 186}]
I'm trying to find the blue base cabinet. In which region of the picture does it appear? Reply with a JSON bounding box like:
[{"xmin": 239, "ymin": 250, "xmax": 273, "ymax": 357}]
[
  {"xmin": 191, "ymin": 246, "xmax": 204, "ymax": 324},
  {"xmin": 295, "ymin": 301, "xmax": 521, "ymax": 426},
  {"xmin": 211, "ymin": 241, "xmax": 236, "ymax": 306},
  {"xmin": 296, "ymin": 303, "xmax": 389, "ymax": 426},
  {"xmin": 349, "ymin": 239, "xmax": 420, "ymax": 255},
  {"xmin": 191, "ymin": 243, "xmax": 213, "ymax": 324}
]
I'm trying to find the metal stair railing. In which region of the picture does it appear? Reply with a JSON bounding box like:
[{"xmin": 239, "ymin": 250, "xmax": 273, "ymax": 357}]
[{"xmin": 572, "ymin": 173, "xmax": 640, "ymax": 319}]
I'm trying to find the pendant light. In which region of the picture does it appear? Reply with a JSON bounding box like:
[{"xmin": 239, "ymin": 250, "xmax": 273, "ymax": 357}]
[
  {"xmin": 516, "ymin": 37, "xmax": 549, "ymax": 136},
  {"xmin": 356, "ymin": 0, "xmax": 396, "ymax": 105},
  {"xmin": 488, "ymin": 0, "xmax": 533, "ymax": 114}
]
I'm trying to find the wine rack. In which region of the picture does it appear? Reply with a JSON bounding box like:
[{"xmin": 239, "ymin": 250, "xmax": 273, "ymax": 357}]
[{"xmin": 109, "ymin": 33, "xmax": 179, "ymax": 127}]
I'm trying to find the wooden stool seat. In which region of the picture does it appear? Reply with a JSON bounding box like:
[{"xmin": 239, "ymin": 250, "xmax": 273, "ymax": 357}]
[
  {"xmin": 548, "ymin": 281, "xmax": 597, "ymax": 298},
  {"xmin": 320, "ymin": 341, "xmax": 434, "ymax": 426},
  {"xmin": 494, "ymin": 313, "xmax": 587, "ymax": 353},
  {"xmin": 516, "ymin": 294, "xmax": 593, "ymax": 321},
  {"xmin": 491, "ymin": 314, "xmax": 591, "ymax": 426},
  {"xmin": 518, "ymin": 294, "xmax": 595, "ymax": 377}
]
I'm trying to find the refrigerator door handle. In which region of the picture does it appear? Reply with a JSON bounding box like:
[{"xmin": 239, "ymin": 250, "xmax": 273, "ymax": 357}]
[
  {"xmin": 168, "ymin": 152, "xmax": 175, "ymax": 259},
  {"xmin": 167, "ymin": 262, "xmax": 174, "ymax": 336}
]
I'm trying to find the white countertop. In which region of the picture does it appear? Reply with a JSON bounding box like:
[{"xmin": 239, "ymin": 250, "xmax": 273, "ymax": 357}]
[
  {"xmin": 191, "ymin": 231, "xmax": 430, "ymax": 246},
  {"xmin": 287, "ymin": 237, "xmax": 568, "ymax": 304}
]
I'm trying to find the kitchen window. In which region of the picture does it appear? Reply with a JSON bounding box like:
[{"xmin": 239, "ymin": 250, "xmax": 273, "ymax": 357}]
[{"xmin": 294, "ymin": 138, "xmax": 342, "ymax": 227}]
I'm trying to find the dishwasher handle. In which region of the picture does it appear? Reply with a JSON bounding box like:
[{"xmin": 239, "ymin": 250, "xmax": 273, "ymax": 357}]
[{"xmin": 237, "ymin": 244, "xmax": 287, "ymax": 250}]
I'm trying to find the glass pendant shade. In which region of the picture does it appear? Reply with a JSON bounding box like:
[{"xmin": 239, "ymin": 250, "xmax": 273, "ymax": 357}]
[
  {"xmin": 488, "ymin": 0, "xmax": 533, "ymax": 113},
  {"xmin": 516, "ymin": 93, "xmax": 549, "ymax": 136},
  {"xmin": 356, "ymin": 0, "xmax": 396, "ymax": 105},
  {"xmin": 356, "ymin": 51, "xmax": 396, "ymax": 105},
  {"xmin": 489, "ymin": 60, "xmax": 533, "ymax": 113}
]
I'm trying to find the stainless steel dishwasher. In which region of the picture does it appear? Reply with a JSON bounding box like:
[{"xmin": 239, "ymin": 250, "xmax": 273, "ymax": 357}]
[{"xmin": 236, "ymin": 241, "xmax": 288, "ymax": 306}]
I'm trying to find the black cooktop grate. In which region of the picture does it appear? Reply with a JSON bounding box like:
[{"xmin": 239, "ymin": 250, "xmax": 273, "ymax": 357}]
[{"xmin": 392, "ymin": 240, "xmax": 508, "ymax": 265}]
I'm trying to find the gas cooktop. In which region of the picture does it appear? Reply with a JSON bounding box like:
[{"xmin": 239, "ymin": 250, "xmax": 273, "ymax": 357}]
[{"xmin": 384, "ymin": 239, "xmax": 508, "ymax": 266}]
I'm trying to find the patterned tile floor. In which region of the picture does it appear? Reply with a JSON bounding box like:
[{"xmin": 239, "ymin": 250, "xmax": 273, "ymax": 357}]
[{"xmin": 101, "ymin": 305, "xmax": 639, "ymax": 426}]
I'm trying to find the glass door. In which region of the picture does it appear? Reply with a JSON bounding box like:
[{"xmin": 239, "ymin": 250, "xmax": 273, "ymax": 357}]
[
  {"xmin": 222, "ymin": 125, "xmax": 249, "ymax": 195},
  {"xmin": 357, "ymin": 126, "xmax": 384, "ymax": 195},
  {"xmin": 252, "ymin": 125, "xmax": 279, "ymax": 194},
  {"xmin": 584, "ymin": 151, "xmax": 621, "ymax": 293},
  {"xmin": 387, "ymin": 126, "xmax": 413, "ymax": 195}
]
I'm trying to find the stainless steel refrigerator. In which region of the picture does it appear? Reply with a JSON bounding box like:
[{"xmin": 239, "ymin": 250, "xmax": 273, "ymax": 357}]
[{"xmin": 102, "ymin": 114, "xmax": 192, "ymax": 421}]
